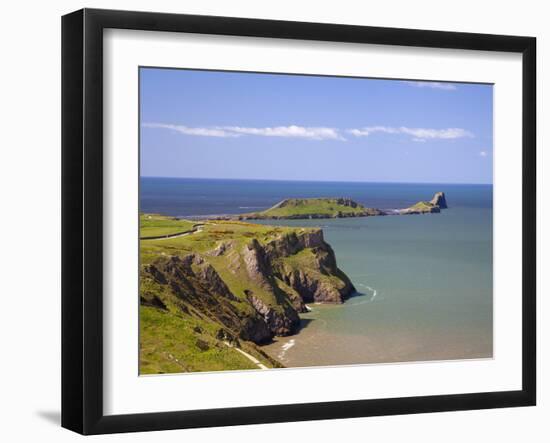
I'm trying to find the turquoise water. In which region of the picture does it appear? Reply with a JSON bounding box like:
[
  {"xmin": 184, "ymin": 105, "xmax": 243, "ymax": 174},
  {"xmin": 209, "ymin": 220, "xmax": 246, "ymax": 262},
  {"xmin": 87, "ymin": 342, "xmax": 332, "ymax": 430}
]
[
  {"xmin": 260, "ymin": 205, "xmax": 493, "ymax": 366},
  {"xmin": 141, "ymin": 178, "xmax": 493, "ymax": 366}
]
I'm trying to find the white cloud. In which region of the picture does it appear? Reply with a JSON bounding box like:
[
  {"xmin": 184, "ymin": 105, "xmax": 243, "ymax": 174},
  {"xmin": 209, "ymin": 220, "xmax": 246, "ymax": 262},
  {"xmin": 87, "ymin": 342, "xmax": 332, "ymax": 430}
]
[
  {"xmin": 222, "ymin": 125, "xmax": 345, "ymax": 140},
  {"xmin": 479, "ymin": 150, "xmax": 488, "ymax": 157},
  {"xmin": 348, "ymin": 126, "xmax": 399, "ymax": 137},
  {"xmin": 145, "ymin": 122, "xmax": 473, "ymax": 143},
  {"xmin": 404, "ymin": 81, "xmax": 457, "ymax": 90},
  {"xmin": 348, "ymin": 126, "xmax": 473, "ymax": 141},
  {"xmin": 399, "ymin": 127, "xmax": 473, "ymax": 140},
  {"xmin": 348, "ymin": 129, "xmax": 370, "ymax": 137},
  {"xmin": 142, "ymin": 123, "xmax": 240, "ymax": 138},
  {"xmin": 144, "ymin": 123, "xmax": 344, "ymax": 141}
]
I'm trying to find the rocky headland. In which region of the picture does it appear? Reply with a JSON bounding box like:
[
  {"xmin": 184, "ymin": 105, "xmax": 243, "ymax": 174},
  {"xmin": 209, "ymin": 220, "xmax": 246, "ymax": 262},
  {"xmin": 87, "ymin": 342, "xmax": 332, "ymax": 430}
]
[
  {"xmin": 139, "ymin": 216, "xmax": 355, "ymax": 373},
  {"xmin": 397, "ymin": 192, "xmax": 448, "ymax": 215},
  {"xmin": 210, "ymin": 192, "xmax": 448, "ymax": 220}
]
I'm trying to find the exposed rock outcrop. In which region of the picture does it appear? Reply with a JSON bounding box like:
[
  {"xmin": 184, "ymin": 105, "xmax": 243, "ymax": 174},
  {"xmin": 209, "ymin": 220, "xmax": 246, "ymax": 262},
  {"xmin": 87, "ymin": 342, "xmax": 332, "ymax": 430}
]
[
  {"xmin": 141, "ymin": 254, "xmax": 273, "ymax": 344},
  {"xmin": 400, "ymin": 204, "xmax": 441, "ymax": 215},
  {"xmin": 246, "ymin": 292, "xmax": 300, "ymax": 337},
  {"xmin": 264, "ymin": 230, "xmax": 355, "ymax": 304},
  {"xmin": 430, "ymin": 192, "xmax": 448, "ymax": 209},
  {"xmin": 400, "ymin": 192, "xmax": 448, "ymax": 215},
  {"xmin": 238, "ymin": 210, "xmax": 386, "ymax": 220},
  {"xmin": 140, "ymin": 228, "xmax": 354, "ymax": 345}
]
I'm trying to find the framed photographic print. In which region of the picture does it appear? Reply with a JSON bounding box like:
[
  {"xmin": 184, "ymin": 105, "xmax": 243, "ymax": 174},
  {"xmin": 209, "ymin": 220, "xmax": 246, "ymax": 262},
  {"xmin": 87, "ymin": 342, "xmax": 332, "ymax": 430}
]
[{"xmin": 61, "ymin": 8, "xmax": 536, "ymax": 435}]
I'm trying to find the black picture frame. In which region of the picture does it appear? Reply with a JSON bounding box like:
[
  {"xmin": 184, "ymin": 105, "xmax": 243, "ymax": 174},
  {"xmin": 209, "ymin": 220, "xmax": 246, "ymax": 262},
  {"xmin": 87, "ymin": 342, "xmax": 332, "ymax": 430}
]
[{"xmin": 62, "ymin": 8, "xmax": 536, "ymax": 435}]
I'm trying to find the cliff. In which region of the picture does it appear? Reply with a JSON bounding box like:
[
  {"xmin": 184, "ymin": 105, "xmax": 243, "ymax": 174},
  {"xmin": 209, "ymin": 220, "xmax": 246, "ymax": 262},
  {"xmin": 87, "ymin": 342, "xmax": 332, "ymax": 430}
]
[
  {"xmin": 430, "ymin": 191, "xmax": 448, "ymax": 209},
  {"xmin": 139, "ymin": 216, "xmax": 355, "ymax": 373},
  {"xmin": 400, "ymin": 192, "xmax": 449, "ymax": 215}
]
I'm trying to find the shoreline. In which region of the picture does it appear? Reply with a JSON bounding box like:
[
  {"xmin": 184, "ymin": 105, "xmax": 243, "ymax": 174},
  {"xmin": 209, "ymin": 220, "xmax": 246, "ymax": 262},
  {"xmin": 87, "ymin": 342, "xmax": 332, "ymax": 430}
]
[{"xmin": 261, "ymin": 289, "xmax": 377, "ymax": 365}]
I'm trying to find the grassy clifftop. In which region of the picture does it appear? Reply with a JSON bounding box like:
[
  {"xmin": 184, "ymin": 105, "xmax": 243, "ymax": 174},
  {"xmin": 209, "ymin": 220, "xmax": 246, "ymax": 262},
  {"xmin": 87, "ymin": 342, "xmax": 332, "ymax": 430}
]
[
  {"xmin": 140, "ymin": 214, "xmax": 197, "ymax": 238},
  {"xmin": 139, "ymin": 215, "xmax": 354, "ymax": 374}
]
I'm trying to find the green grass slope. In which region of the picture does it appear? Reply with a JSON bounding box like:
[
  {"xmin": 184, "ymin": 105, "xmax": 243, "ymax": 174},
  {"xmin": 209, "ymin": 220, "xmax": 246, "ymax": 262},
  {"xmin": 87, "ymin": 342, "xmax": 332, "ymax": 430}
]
[
  {"xmin": 139, "ymin": 217, "xmax": 352, "ymax": 374},
  {"xmin": 241, "ymin": 197, "xmax": 384, "ymax": 219},
  {"xmin": 140, "ymin": 306, "xmax": 259, "ymax": 374}
]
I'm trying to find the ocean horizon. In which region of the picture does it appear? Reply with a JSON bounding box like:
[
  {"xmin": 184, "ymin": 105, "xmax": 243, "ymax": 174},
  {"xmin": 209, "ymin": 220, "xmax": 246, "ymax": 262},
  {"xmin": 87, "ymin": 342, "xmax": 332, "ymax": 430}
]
[
  {"xmin": 141, "ymin": 175, "xmax": 492, "ymax": 185},
  {"xmin": 140, "ymin": 176, "xmax": 492, "ymax": 216}
]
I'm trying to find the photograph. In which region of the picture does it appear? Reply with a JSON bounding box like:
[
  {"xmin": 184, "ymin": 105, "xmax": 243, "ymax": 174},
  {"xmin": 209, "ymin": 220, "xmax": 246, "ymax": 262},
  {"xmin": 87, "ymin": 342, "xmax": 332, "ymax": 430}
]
[{"xmin": 138, "ymin": 67, "xmax": 494, "ymax": 375}]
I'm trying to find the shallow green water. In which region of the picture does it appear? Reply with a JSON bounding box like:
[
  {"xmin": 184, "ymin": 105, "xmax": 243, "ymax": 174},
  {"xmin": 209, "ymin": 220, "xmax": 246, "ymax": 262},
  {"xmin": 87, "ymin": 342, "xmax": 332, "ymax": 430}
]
[{"xmin": 261, "ymin": 206, "xmax": 493, "ymax": 367}]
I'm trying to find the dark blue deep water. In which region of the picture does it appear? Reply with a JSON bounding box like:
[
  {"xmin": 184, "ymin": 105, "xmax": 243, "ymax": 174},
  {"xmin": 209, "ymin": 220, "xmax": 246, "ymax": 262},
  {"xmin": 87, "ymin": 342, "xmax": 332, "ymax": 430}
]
[{"xmin": 140, "ymin": 177, "xmax": 492, "ymax": 216}]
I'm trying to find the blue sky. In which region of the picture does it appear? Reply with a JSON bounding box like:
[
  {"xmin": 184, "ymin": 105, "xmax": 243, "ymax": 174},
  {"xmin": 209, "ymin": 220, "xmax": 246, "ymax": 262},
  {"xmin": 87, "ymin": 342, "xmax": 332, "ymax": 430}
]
[{"xmin": 140, "ymin": 68, "xmax": 493, "ymax": 184}]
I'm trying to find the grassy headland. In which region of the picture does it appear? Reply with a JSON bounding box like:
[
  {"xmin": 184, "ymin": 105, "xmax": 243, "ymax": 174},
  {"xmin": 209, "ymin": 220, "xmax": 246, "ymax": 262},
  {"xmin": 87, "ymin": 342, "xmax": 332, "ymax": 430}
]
[
  {"xmin": 140, "ymin": 215, "xmax": 354, "ymax": 374},
  {"xmin": 237, "ymin": 197, "xmax": 385, "ymax": 219},
  {"xmin": 212, "ymin": 193, "xmax": 447, "ymax": 220}
]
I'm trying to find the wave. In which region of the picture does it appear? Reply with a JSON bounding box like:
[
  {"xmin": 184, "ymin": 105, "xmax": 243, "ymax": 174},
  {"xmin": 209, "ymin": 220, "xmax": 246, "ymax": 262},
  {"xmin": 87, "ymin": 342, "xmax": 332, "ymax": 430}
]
[
  {"xmin": 281, "ymin": 340, "xmax": 296, "ymax": 351},
  {"xmin": 277, "ymin": 339, "xmax": 296, "ymax": 360},
  {"xmin": 352, "ymin": 283, "xmax": 378, "ymax": 304}
]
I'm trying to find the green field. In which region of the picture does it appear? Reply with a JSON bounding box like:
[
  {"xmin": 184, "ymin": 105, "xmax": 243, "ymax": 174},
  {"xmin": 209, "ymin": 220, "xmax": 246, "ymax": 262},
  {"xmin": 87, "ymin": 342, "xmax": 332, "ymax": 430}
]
[
  {"xmin": 245, "ymin": 197, "xmax": 371, "ymax": 218},
  {"xmin": 140, "ymin": 218, "xmax": 306, "ymax": 266},
  {"xmin": 140, "ymin": 214, "xmax": 197, "ymax": 238}
]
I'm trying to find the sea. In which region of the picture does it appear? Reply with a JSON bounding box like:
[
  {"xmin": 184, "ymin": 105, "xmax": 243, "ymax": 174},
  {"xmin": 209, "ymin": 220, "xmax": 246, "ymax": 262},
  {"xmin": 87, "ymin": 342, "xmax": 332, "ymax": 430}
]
[{"xmin": 140, "ymin": 177, "xmax": 493, "ymax": 367}]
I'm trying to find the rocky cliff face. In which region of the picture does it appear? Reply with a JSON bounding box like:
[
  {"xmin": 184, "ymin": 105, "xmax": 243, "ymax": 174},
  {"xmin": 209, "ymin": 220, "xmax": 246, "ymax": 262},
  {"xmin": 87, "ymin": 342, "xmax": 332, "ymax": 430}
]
[
  {"xmin": 141, "ymin": 254, "xmax": 273, "ymax": 343},
  {"xmin": 400, "ymin": 205, "xmax": 441, "ymax": 215},
  {"xmin": 400, "ymin": 192, "xmax": 448, "ymax": 215},
  {"xmin": 140, "ymin": 228, "xmax": 355, "ymax": 346},
  {"xmin": 264, "ymin": 230, "xmax": 355, "ymax": 304},
  {"xmin": 430, "ymin": 192, "xmax": 448, "ymax": 209}
]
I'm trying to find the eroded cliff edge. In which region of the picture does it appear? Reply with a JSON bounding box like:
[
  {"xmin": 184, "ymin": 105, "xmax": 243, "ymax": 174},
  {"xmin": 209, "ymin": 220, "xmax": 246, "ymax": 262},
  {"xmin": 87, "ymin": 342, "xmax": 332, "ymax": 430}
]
[{"xmin": 139, "ymin": 219, "xmax": 355, "ymax": 373}]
